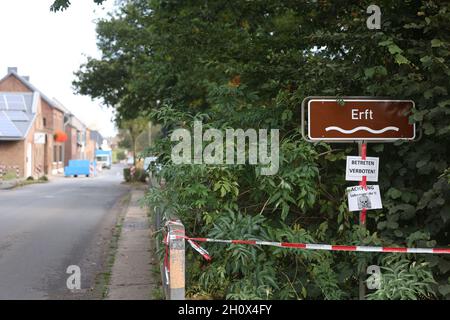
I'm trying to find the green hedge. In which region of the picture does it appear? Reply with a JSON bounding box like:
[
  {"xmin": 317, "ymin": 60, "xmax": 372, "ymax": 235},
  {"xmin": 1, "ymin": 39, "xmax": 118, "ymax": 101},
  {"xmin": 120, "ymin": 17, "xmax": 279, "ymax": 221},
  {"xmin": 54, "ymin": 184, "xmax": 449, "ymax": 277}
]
[{"xmin": 123, "ymin": 167, "xmax": 148, "ymax": 183}]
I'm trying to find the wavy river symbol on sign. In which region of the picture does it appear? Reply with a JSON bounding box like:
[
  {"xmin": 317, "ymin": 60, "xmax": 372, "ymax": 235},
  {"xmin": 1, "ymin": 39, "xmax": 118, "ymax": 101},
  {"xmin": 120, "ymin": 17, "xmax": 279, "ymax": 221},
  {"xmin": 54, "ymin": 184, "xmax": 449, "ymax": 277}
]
[{"xmin": 325, "ymin": 126, "xmax": 400, "ymax": 134}]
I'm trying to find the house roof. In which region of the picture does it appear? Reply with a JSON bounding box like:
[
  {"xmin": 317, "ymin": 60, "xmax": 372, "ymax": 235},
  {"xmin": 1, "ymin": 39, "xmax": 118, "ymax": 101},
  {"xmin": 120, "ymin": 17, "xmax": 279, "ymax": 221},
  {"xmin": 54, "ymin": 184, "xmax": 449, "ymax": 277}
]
[
  {"xmin": 67, "ymin": 114, "xmax": 86, "ymax": 131},
  {"xmin": 0, "ymin": 92, "xmax": 39, "ymax": 141},
  {"xmin": 51, "ymin": 97, "xmax": 71, "ymax": 115},
  {"xmin": 0, "ymin": 71, "xmax": 66, "ymax": 114},
  {"xmin": 90, "ymin": 130, "xmax": 103, "ymax": 145},
  {"xmin": 53, "ymin": 98, "xmax": 90, "ymax": 133}
]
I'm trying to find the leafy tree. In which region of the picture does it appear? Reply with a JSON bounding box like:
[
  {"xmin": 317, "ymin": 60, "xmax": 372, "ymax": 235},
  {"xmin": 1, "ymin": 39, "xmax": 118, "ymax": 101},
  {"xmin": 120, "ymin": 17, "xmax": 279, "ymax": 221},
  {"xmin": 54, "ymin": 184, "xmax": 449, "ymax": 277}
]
[
  {"xmin": 117, "ymin": 129, "xmax": 132, "ymax": 150},
  {"xmin": 116, "ymin": 150, "xmax": 126, "ymax": 161},
  {"xmin": 366, "ymin": 255, "xmax": 436, "ymax": 300},
  {"xmin": 50, "ymin": 0, "xmax": 105, "ymax": 12},
  {"xmin": 120, "ymin": 117, "xmax": 148, "ymax": 166},
  {"xmin": 74, "ymin": 0, "xmax": 450, "ymax": 299}
]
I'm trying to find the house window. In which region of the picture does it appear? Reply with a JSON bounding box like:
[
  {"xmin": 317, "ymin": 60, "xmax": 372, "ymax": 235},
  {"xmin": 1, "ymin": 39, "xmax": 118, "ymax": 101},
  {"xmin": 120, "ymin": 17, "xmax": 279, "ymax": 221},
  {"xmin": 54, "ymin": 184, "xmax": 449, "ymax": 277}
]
[
  {"xmin": 77, "ymin": 131, "xmax": 82, "ymax": 145},
  {"xmin": 53, "ymin": 145, "xmax": 63, "ymax": 162},
  {"xmin": 43, "ymin": 118, "xmax": 47, "ymax": 127}
]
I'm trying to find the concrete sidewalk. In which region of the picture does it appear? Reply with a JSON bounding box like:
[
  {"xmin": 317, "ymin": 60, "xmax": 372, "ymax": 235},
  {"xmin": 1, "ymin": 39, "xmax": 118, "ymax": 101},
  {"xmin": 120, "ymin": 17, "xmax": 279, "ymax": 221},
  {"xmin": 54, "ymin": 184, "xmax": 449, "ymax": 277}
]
[{"xmin": 106, "ymin": 189, "xmax": 157, "ymax": 299}]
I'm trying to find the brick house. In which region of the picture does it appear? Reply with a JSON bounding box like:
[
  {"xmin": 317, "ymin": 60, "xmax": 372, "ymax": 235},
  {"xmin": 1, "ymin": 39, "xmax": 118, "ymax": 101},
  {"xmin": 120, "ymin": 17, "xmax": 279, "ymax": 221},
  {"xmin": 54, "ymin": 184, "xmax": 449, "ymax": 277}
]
[
  {"xmin": 63, "ymin": 113, "xmax": 88, "ymax": 166},
  {"xmin": 90, "ymin": 130, "xmax": 103, "ymax": 150},
  {"xmin": 62, "ymin": 113, "xmax": 101, "ymax": 166},
  {"xmin": 0, "ymin": 67, "xmax": 66, "ymax": 178},
  {"xmin": 85, "ymin": 128, "xmax": 98, "ymax": 163}
]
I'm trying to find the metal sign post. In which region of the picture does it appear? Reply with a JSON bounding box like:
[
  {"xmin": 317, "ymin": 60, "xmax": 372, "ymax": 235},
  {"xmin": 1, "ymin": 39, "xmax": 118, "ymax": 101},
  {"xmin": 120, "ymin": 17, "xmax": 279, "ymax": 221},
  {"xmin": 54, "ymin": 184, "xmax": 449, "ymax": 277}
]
[{"xmin": 358, "ymin": 140, "xmax": 367, "ymax": 300}]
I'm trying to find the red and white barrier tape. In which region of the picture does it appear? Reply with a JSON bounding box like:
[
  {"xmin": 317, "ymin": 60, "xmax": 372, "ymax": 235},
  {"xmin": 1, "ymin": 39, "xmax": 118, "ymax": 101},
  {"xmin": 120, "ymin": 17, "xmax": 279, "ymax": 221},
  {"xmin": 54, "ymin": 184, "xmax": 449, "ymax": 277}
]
[
  {"xmin": 163, "ymin": 233, "xmax": 170, "ymax": 285},
  {"xmin": 163, "ymin": 213, "xmax": 449, "ymax": 284},
  {"xmin": 187, "ymin": 239, "xmax": 212, "ymax": 260},
  {"xmin": 178, "ymin": 236, "xmax": 450, "ymax": 257},
  {"xmin": 163, "ymin": 222, "xmax": 450, "ymax": 262}
]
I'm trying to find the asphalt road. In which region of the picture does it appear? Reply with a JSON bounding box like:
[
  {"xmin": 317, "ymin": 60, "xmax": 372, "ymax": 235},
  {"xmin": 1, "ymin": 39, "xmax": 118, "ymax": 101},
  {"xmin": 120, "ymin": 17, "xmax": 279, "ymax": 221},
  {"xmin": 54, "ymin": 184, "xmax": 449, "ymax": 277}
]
[{"xmin": 0, "ymin": 164, "xmax": 129, "ymax": 299}]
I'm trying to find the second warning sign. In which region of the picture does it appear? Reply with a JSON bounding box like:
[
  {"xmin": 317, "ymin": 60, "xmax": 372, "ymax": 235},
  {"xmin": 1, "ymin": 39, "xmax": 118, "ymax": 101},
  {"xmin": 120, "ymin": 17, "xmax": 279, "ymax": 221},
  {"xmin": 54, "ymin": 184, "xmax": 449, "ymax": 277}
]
[{"xmin": 347, "ymin": 185, "xmax": 382, "ymax": 212}]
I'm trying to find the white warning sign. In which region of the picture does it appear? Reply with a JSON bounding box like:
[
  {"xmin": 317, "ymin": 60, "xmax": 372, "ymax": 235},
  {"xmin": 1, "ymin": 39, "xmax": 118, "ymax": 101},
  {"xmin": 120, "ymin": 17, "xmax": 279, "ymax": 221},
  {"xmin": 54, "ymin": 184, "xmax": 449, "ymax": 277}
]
[
  {"xmin": 347, "ymin": 185, "xmax": 382, "ymax": 212},
  {"xmin": 34, "ymin": 132, "xmax": 46, "ymax": 144},
  {"xmin": 346, "ymin": 156, "xmax": 379, "ymax": 182}
]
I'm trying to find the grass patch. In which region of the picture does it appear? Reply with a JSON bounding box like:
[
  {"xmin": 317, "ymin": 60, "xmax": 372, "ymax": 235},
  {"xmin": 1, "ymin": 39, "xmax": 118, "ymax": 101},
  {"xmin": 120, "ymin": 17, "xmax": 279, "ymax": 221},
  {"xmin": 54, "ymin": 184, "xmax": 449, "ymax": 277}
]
[
  {"xmin": 147, "ymin": 205, "xmax": 165, "ymax": 300},
  {"xmin": 92, "ymin": 192, "xmax": 131, "ymax": 299},
  {"xmin": 1, "ymin": 171, "xmax": 18, "ymax": 181},
  {"xmin": 150, "ymin": 249, "xmax": 164, "ymax": 299},
  {"xmin": 151, "ymin": 283, "xmax": 164, "ymax": 300},
  {"xmin": 121, "ymin": 181, "xmax": 148, "ymax": 187},
  {"xmin": 101, "ymin": 220, "xmax": 123, "ymax": 299},
  {"xmin": 14, "ymin": 176, "xmax": 49, "ymax": 188}
]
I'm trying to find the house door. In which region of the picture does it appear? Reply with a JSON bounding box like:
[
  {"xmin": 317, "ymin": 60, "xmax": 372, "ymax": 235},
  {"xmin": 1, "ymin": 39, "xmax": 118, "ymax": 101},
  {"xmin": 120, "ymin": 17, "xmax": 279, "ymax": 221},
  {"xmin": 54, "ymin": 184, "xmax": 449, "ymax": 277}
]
[
  {"xmin": 26, "ymin": 143, "xmax": 32, "ymax": 177},
  {"xmin": 44, "ymin": 134, "xmax": 49, "ymax": 174}
]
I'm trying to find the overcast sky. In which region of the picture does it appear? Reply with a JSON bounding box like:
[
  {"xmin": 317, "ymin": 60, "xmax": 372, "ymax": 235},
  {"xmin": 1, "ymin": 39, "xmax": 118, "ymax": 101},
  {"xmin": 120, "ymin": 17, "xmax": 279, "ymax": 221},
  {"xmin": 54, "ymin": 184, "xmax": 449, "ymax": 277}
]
[{"xmin": 0, "ymin": 0, "xmax": 117, "ymax": 137}]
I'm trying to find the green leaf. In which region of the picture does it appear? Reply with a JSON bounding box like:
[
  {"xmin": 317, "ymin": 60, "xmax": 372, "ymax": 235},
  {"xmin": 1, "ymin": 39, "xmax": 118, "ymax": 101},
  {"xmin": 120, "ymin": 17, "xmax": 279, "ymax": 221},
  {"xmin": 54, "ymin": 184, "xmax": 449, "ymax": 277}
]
[
  {"xmin": 377, "ymin": 221, "xmax": 387, "ymax": 230},
  {"xmin": 364, "ymin": 67, "xmax": 375, "ymax": 79},
  {"xmin": 388, "ymin": 187, "xmax": 402, "ymax": 199},
  {"xmin": 424, "ymin": 89, "xmax": 433, "ymax": 99},
  {"xmin": 438, "ymin": 285, "xmax": 450, "ymax": 296},
  {"xmin": 394, "ymin": 230, "xmax": 403, "ymax": 237},
  {"xmin": 438, "ymin": 100, "xmax": 450, "ymax": 108},
  {"xmin": 420, "ymin": 55, "xmax": 433, "ymax": 67},
  {"xmin": 302, "ymin": 287, "xmax": 307, "ymax": 298},
  {"xmin": 387, "ymin": 221, "xmax": 399, "ymax": 229},
  {"xmin": 372, "ymin": 144, "xmax": 384, "ymax": 153},
  {"xmin": 422, "ymin": 122, "xmax": 435, "ymax": 135},
  {"xmin": 388, "ymin": 44, "xmax": 403, "ymax": 54},
  {"xmin": 378, "ymin": 39, "xmax": 393, "ymax": 46},
  {"xmin": 394, "ymin": 54, "xmax": 410, "ymax": 65},
  {"xmin": 416, "ymin": 160, "xmax": 428, "ymax": 168},
  {"xmin": 431, "ymin": 39, "xmax": 443, "ymax": 47}
]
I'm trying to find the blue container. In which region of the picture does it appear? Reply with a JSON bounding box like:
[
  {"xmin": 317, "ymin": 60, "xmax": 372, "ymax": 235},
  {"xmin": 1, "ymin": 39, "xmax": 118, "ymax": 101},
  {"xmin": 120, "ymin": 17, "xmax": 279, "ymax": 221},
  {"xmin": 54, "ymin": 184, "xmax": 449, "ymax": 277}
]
[{"xmin": 64, "ymin": 160, "xmax": 91, "ymax": 177}]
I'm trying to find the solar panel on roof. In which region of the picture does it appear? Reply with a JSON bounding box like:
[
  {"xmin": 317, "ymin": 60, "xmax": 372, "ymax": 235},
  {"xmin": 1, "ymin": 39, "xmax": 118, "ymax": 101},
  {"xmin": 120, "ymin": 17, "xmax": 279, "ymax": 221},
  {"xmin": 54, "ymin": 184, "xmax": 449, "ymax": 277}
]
[
  {"xmin": 4, "ymin": 94, "xmax": 26, "ymax": 111},
  {"xmin": 5, "ymin": 94, "xmax": 24, "ymax": 103},
  {"xmin": 13, "ymin": 121, "xmax": 28, "ymax": 135},
  {"xmin": 0, "ymin": 95, "xmax": 6, "ymax": 110},
  {"xmin": 7, "ymin": 102, "xmax": 26, "ymax": 111},
  {"xmin": 5, "ymin": 111, "xmax": 29, "ymax": 121},
  {"xmin": 0, "ymin": 111, "xmax": 22, "ymax": 138}
]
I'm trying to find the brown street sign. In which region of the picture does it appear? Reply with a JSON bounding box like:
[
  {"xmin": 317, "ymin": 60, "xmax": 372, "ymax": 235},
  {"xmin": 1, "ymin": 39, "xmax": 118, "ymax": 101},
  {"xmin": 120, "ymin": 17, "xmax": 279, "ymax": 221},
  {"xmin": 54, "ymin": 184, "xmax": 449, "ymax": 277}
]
[{"xmin": 303, "ymin": 98, "xmax": 416, "ymax": 141}]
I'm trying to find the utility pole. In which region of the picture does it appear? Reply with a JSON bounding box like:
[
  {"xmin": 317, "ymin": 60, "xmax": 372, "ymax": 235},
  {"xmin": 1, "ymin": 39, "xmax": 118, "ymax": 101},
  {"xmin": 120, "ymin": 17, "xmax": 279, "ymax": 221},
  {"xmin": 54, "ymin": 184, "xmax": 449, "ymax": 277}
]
[{"xmin": 148, "ymin": 121, "xmax": 153, "ymax": 147}]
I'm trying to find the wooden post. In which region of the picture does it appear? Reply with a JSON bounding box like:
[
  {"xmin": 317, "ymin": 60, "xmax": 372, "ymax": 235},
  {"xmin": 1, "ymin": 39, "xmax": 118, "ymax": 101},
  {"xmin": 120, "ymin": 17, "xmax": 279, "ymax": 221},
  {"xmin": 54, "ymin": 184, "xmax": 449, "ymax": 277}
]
[{"xmin": 168, "ymin": 221, "xmax": 185, "ymax": 300}]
